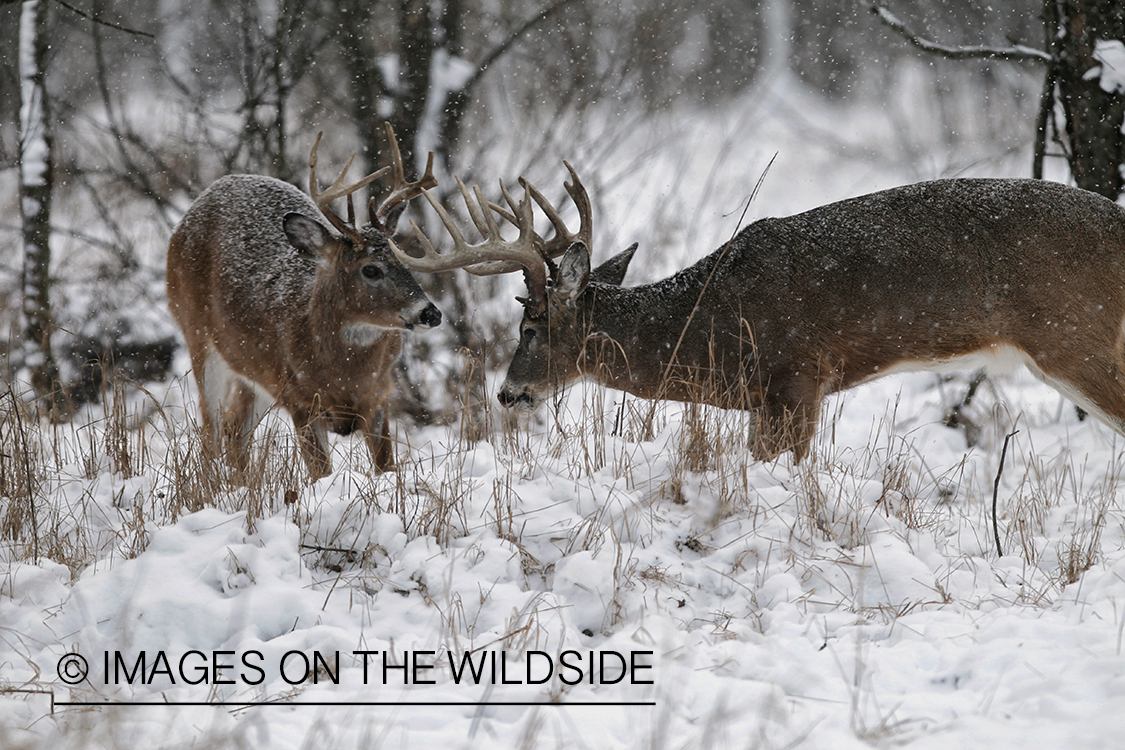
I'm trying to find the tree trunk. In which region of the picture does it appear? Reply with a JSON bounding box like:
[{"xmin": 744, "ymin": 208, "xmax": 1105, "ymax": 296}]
[
  {"xmin": 332, "ymin": 0, "xmax": 389, "ymax": 176},
  {"xmin": 19, "ymin": 0, "xmax": 61, "ymax": 411},
  {"xmin": 331, "ymin": 0, "xmax": 567, "ymax": 430},
  {"xmin": 330, "ymin": 0, "xmax": 485, "ymax": 426},
  {"xmin": 388, "ymin": 0, "xmax": 434, "ymax": 170},
  {"xmin": 1054, "ymin": 0, "xmax": 1125, "ymax": 200}
]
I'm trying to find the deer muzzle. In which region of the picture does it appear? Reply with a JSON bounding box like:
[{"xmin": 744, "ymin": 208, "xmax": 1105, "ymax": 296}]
[
  {"xmin": 416, "ymin": 302, "xmax": 442, "ymax": 329},
  {"xmin": 403, "ymin": 301, "xmax": 443, "ymax": 330},
  {"xmin": 497, "ymin": 382, "xmax": 539, "ymax": 412}
]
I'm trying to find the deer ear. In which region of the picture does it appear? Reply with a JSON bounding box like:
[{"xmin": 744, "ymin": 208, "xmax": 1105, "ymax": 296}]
[
  {"xmin": 283, "ymin": 213, "xmax": 332, "ymax": 256},
  {"xmin": 590, "ymin": 242, "xmax": 638, "ymax": 286},
  {"xmin": 555, "ymin": 242, "xmax": 591, "ymax": 304}
]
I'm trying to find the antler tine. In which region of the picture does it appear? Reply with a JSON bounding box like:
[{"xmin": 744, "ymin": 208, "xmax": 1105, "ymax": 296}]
[
  {"xmin": 562, "ymin": 160, "xmax": 593, "ymax": 245},
  {"xmin": 373, "ymin": 122, "xmax": 439, "ymax": 226},
  {"xmin": 390, "ymin": 182, "xmax": 549, "ymax": 312},
  {"xmin": 457, "ymin": 177, "xmax": 492, "ymax": 238},
  {"xmin": 485, "ymin": 163, "xmax": 593, "ymax": 261},
  {"xmin": 522, "ymin": 161, "xmax": 593, "ymax": 259},
  {"xmin": 521, "ymin": 179, "xmax": 562, "ymax": 236},
  {"xmin": 423, "ymin": 186, "xmax": 471, "ymax": 253},
  {"xmin": 308, "ymin": 130, "xmax": 390, "ymax": 240}
]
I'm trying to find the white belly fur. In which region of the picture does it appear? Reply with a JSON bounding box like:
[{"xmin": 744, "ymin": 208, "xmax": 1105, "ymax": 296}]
[{"xmin": 859, "ymin": 343, "xmax": 1125, "ymax": 435}]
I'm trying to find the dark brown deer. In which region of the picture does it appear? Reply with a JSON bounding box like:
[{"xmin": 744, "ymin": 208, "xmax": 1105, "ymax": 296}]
[
  {"xmin": 392, "ymin": 169, "xmax": 1125, "ymax": 463},
  {"xmin": 166, "ymin": 124, "xmax": 442, "ymax": 479}
]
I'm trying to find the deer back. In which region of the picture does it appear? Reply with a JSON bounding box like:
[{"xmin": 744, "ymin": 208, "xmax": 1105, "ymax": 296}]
[{"xmin": 673, "ymin": 178, "xmax": 1125, "ymax": 382}]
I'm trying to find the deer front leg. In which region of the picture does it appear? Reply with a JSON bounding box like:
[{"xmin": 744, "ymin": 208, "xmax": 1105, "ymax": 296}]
[
  {"xmin": 752, "ymin": 375, "xmax": 820, "ymax": 463},
  {"xmin": 363, "ymin": 405, "xmax": 394, "ymax": 472},
  {"xmin": 290, "ymin": 406, "xmax": 333, "ymax": 480}
]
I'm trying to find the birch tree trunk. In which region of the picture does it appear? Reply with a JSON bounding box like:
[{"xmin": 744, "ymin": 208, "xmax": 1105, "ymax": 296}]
[{"xmin": 19, "ymin": 0, "xmax": 61, "ymax": 412}]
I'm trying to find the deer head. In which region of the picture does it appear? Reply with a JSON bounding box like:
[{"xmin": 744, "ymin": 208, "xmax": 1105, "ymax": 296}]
[
  {"xmin": 387, "ymin": 163, "xmax": 638, "ymax": 413},
  {"xmin": 303, "ymin": 123, "xmax": 442, "ymax": 335},
  {"xmin": 499, "ymin": 242, "xmax": 595, "ymax": 411}
]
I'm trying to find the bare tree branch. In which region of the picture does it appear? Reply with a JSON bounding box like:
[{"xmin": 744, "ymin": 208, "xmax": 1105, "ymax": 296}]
[
  {"xmin": 88, "ymin": 18, "xmax": 183, "ymax": 227},
  {"xmin": 54, "ymin": 0, "xmax": 154, "ymax": 38},
  {"xmin": 872, "ymin": 5, "xmax": 1051, "ymax": 64}
]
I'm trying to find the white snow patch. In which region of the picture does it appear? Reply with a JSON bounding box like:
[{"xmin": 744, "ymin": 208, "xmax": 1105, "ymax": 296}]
[{"xmin": 1086, "ymin": 40, "xmax": 1125, "ymax": 94}]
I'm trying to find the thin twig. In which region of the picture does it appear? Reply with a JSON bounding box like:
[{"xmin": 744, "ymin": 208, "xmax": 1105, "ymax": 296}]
[
  {"xmin": 871, "ymin": 5, "xmax": 1050, "ymax": 64},
  {"xmin": 1032, "ymin": 62, "xmax": 1059, "ymax": 178},
  {"xmin": 300, "ymin": 543, "xmax": 360, "ymax": 556},
  {"xmin": 992, "ymin": 429, "xmax": 1019, "ymax": 557},
  {"xmin": 54, "ymin": 0, "xmax": 155, "ymax": 38},
  {"xmin": 454, "ymin": 0, "xmax": 579, "ymax": 97}
]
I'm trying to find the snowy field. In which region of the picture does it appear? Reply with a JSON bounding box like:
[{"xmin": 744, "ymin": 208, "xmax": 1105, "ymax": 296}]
[{"xmin": 5, "ymin": 77, "xmax": 1125, "ymax": 748}]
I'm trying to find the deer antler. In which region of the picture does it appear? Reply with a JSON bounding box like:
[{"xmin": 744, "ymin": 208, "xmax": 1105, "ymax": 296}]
[
  {"xmin": 478, "ymin": 162, "xmax": 592, "ymax": 276},
  {"xmin": 371, "ymin": 122, "xmax": 438, "ymax": 228},
  {"xmin": 389, "ymin": 163, "xmax": 593, "ymax": 315},
  {"xmin": 389, "ymin": 177, "xmax": 550, "ymax": 314},
  {"xmin": 524, "ymin": 162, "xmax": 592, "ymax": 259},
  {"xmin": 308, "ymin": 124, "xmax": 438, "ymax": 241},
  {"xmin": 308, "ymin": 131, "xmax": 390, "ymax": 242}
]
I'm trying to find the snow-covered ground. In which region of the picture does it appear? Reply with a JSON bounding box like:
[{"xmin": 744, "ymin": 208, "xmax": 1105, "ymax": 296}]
[{"xmin": 5, "ymin": 79, "xmax": 1122, "ymax": 748}]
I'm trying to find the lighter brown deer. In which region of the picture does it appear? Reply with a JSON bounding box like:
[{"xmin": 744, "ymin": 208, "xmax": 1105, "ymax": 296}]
[
  {"xmin": 167, "ymin": 125, "xmax": 442, "ymax": 479},
  {"xmin": 392, "ymin": 170, "xmax": 1125, "ymax": 462}
]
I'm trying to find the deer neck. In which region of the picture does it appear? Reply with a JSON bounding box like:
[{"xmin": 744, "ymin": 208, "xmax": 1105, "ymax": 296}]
[
  {"xmin": 578, "ymin": 269, "xmax": 727, "ymax": 403},
  {"xmin": 304, "ymin": 280, "xmax": 396, "ymax": 359}
]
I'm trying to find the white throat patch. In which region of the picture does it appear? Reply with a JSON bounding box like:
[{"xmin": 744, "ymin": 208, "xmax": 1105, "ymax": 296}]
[{"xmin": 341, "ymin": 322, "xmax": 390, "ymax": 347}]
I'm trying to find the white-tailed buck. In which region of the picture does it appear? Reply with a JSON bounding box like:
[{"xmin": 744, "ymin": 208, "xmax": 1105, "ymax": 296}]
[
  {"xmin": 391, "ymin": 169, "xmax": 1125, "ymax": 462},
  {"xmin": 167, "ymin": 124, "xmax": 442, "ymax": 479}
]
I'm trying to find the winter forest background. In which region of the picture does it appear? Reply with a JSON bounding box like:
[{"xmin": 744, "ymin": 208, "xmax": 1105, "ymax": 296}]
[
  {"xmin": 4, "ymin": 0, "xmax": 1102, "ymax": 413},
  {"xmin": 5, "ymin": 1, "xmax": 1125, "ymax": 748}
]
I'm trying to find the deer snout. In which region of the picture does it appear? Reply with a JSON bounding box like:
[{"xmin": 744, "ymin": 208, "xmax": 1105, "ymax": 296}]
[
  {"xmin": 498, "ymin": 384, "xmax": 537, "ymax": 412},
  {"xmin": 402, "ymin": 301, "xmax": 442, "ymax": 330},
  {"xmin": 417, "ymin": 303, "xmax": 442, "ymax": 329}
]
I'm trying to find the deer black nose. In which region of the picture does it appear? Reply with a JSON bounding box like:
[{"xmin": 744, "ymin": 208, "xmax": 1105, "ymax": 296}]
[
  {"xmin": 498, "ymin": 387, "xmax": 534, "ymax": 409},
  {"xmin": 418, "ymin": 303, "xmax": 442, "ymax": 329}
]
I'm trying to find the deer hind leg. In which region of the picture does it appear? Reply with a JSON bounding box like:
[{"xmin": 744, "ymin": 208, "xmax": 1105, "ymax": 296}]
[
  {"xmin": 752, "ymin": 375, "xmax": 821, "ymax": 463},
  {"xmin": 198, "ymin": 348, "xmax": 238, "ymax": 463},
  {"xmin": 362, "ymin": 405, "xmax": 394, "ymax": 472},
  {"xmin": 222, "ymin": 380, "xmax": 262, "ymax": 473},
  {"xmin": 290, "ymin": 405, "xmax": 332, "ymax": 480}
]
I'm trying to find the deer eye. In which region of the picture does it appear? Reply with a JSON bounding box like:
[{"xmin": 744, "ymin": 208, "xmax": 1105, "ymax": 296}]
[
  {"xmin": 361, "ymin": 264, "xmax": 383, "ymax": 280},
  {"xmin": 522, "ymin": 328, "xmax": 537, "ymax": 343}
]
